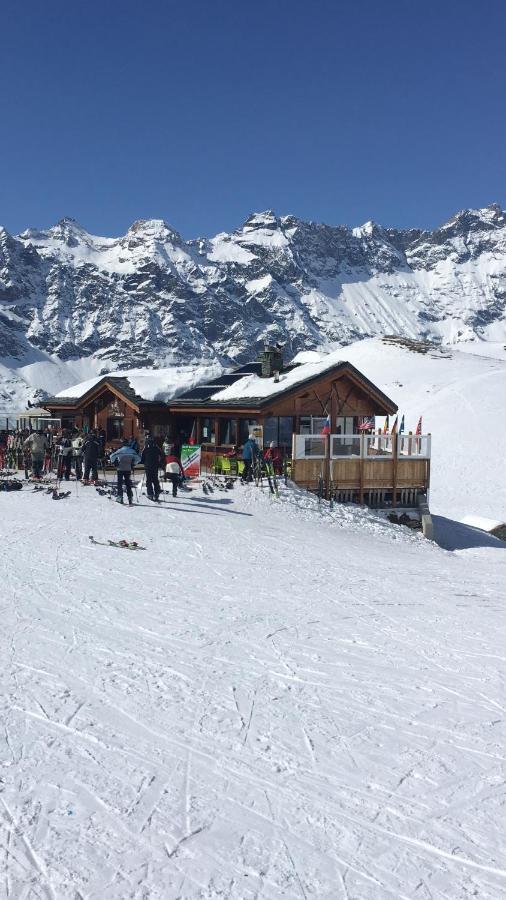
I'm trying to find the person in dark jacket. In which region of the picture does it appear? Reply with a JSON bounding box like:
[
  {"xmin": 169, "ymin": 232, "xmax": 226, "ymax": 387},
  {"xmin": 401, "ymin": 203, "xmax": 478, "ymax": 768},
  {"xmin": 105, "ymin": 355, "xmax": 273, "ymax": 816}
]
[
  {"xmin": 82, "ymin": 432, "xmax": 101, "ymax": 484},
  {"xmin": 141, "ymin": 436, "xmax": 164, "ymax": 501}
]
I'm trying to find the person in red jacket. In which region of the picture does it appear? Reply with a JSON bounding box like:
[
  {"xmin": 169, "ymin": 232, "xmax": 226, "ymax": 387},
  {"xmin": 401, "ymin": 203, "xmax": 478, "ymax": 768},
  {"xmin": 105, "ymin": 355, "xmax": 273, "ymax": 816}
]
[
  {"xmin": 264, "ymin": 441, "xmax": 282, "ymax": 475},
  {"xmin": 165, "ymin": 446, "xmax": 185, "ymax": 497}
]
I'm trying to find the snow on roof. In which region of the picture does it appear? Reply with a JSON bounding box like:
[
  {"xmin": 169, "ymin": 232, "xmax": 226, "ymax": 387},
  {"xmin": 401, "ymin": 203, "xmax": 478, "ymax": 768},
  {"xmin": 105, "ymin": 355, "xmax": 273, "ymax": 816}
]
[
  {"xmin": 55, "ymin": 363, "xmax": 223, "ymax": 403},
  {"xmin": 56, "ymin": 374, "xmax": 105, "ymax": 399},
  {"xmin": 209, "ymin": 347, "xmax": 359, "ymax": 402}
]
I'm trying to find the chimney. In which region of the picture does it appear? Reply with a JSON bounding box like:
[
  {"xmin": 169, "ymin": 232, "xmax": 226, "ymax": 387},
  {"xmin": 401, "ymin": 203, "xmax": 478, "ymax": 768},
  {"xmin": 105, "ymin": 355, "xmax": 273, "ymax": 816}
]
[{"xmin": 259, "ymin": 344, "xmax": 284, "ymax": 378}]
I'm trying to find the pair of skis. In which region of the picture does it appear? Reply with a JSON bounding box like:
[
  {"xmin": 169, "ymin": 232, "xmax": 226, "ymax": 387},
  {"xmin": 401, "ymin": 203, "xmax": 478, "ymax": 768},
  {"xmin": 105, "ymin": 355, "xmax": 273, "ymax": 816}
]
[
  {"xmin": 260, "ymin": 461, "xmax": 279, "ymax": 498},
  {"xmin": 89, "ymin": 535, "xmax": 145, "ymax": 550}
]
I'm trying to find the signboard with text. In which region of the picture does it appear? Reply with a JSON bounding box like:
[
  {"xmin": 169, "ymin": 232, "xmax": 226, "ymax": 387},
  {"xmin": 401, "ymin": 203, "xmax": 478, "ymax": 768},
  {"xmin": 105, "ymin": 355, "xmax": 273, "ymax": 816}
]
[{"xmin": 181, "ymin": 444, "xmax": 201, "ymax": 478}]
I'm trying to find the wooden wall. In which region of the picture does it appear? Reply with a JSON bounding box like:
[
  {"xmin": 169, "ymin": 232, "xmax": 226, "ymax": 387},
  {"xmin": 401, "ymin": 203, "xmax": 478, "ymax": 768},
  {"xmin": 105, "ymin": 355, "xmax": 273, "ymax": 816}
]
[
  {"xmin": 292, "ymin": 457, "xmax": 429, "ymax": 493},
  {"xmin": 266, "ymin": 370, "xmax": 394, "ymax": 425}
]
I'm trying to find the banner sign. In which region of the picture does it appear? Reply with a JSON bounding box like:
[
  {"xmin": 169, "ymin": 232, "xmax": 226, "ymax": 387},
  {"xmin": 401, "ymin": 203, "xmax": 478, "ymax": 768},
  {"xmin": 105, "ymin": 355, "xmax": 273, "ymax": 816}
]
[{"xmin": 181, "ymin": 444, "xmax": 201, "ymax": 478}]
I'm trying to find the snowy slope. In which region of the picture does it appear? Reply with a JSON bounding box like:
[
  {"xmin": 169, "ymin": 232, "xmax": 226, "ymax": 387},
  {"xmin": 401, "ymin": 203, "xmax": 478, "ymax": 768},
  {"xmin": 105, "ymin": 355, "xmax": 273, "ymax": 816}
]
[
  {"xmin": 326, "ymin": 337, "xmax": 506, "ymax": 522},
  {"xmin": 1, "ymin": 480, "xmax": 506, "ymax": 899},
  {"xmin": 2, "ymin": 204, "xmax": 506, "ymax": 412}
]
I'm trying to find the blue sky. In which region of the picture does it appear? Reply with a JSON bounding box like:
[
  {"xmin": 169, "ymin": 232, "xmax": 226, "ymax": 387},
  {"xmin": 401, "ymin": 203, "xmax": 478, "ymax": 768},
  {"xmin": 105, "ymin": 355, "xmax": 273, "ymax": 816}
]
[{"xmin": 1, "ymin": 0, "xmax": 505, "ymax": 238}]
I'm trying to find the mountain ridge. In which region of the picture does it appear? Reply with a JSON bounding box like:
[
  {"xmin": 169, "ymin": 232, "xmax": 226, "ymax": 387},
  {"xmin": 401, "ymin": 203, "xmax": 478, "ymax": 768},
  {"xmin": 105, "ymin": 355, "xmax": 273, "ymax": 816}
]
[{"xmin": 1, "ymin": 203, "xmax": 506, "ymax": 414}]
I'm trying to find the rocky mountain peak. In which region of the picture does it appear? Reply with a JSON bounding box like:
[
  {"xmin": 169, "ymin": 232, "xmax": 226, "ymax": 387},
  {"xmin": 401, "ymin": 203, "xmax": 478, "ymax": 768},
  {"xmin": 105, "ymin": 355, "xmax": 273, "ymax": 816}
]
[
  {"xmin": 127, "ymin": 218, "xmax": 179, "ymax": 238},
  {"xmin": 1, "ymin": 204, "xmax": 506, "ymax": 413}
]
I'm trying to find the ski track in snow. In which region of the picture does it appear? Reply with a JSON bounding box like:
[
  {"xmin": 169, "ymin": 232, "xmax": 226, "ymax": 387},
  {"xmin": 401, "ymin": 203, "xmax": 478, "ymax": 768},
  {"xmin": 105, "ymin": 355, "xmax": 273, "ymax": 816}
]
[{"xmin": 0, "ymin": 481, "xmax": 505, "ymax": 899}]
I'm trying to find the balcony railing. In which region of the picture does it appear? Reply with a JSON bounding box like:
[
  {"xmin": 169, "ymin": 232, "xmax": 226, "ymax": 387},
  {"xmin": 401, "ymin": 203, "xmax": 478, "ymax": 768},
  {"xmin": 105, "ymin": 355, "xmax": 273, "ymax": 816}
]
[
  {"xmin": 292, "ymin": 432, "xmax": 431, "ymax": 506},
  {"xmin": 294, "ymin": 433, "xmax": 431, "ymax": 460}
]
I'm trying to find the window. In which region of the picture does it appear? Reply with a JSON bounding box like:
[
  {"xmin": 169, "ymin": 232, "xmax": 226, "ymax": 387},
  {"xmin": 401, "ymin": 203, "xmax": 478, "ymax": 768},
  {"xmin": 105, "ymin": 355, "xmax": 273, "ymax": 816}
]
[
  {"xmin": 107, "ymin": 417, "xmax": 124, "ymax": 441},
  {"xmin": 336, "ymin": 416, "xmax": 355, "ymax": 435},
  {"xmin": 264, "ymin": 416, "xmax": 293, "ymax": 449},
  {"xmin": 239, "ymin": 419, "xmax": 258, "ymax": 444},
  {"xmin": 220, "ymin": 418, "xmax": 237, "ymax": 445},
  {"xmin": 263, "ymin": 417, "xmax": 278, "ymax": 446},
  {"xmin": 279, "ymin": 417, "xmax": 293, "ymax": 448},
  {"xmin": 299, "ymin": 416, "xmax": 328, "ymax": 434},
  {"xmin": 202, "ymin": 418, "xmax": 216, "ymax": 444}
]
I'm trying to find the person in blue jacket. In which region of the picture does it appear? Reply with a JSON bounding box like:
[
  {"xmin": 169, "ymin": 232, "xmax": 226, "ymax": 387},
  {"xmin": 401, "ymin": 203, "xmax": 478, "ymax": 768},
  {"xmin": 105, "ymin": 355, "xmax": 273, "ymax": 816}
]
[
  {"xmin": 110, "ymin": 437, "xmax": 141, "ymax": 505},
  {"xmin": 241, "ymin": 436, "xmax": 260, "ymax": 483}
]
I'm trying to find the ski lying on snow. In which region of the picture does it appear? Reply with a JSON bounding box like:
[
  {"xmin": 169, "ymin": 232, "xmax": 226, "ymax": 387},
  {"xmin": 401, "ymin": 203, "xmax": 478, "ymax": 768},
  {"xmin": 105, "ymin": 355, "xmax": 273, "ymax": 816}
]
[{"xmin": 89, "ymin": 535, "xmax": 146, "ymax": 550}]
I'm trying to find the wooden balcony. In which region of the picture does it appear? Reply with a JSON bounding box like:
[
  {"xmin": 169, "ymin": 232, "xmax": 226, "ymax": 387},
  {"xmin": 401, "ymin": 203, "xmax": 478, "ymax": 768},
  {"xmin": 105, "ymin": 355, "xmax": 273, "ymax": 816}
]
[{"xmin": 291, "ymin": 433, "xmax": 431, "ymax": 508}]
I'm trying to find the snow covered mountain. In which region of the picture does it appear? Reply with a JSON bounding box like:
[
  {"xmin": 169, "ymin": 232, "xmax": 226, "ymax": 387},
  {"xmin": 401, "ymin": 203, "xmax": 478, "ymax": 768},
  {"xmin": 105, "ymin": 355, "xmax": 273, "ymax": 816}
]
[{"xmin": 1, "ymin": 203, "xmax": 506, "ymax": 412}]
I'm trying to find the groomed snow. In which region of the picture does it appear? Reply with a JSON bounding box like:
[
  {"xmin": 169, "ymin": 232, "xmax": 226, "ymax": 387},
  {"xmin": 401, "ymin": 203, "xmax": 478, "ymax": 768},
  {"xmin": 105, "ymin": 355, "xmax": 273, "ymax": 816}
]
[{"xmin": 1, "ymin": 480, "xmax": 505, "ymax": 898}]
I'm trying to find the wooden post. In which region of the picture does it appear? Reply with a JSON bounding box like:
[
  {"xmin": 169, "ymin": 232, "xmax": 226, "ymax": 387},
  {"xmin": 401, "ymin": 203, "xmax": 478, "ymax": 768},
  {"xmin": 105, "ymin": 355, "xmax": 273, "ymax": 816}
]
[
  {"xmin": 426, "ymin": 433, "xmax": 431, "ymax": 500},
  {"xmin": 392, "ymin": 432, "xmax": 398, "ymax": 509},
  {"xmin": 408, "ymin": 430, "xmax": 413, "ymax": 456},
  {"xmin": 359, "ymin": 432, "xmax": 364, "ymax": 505},
  {"xmin": 330, "ymin": 383, "xmax": 337, "ymax": 434},
  {"xmin": 324, "ymin": 432, "xmax": 331, "ymax": 500}
]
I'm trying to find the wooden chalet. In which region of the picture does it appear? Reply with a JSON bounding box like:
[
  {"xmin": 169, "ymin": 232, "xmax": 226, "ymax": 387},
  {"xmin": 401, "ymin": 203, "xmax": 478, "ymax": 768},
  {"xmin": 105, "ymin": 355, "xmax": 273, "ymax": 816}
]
[
  {"xmin": 170, "ymin": 347, "xmax": 431, "ymax": 508},
  {"xmin": 45, "ymin": 375, "xmax": 169, "ymax": 448},
  {"xmin": 44, "ymin": 347, "xmax": 431, "ymax": 509}
]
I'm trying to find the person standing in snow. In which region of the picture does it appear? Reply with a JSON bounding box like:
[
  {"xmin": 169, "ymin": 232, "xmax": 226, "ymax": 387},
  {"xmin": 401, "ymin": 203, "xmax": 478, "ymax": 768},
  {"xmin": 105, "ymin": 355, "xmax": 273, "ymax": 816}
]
[
  {"xmin": 241, "ymin": 435, "xmax": 260, "ymax": 483},
  {"xmin": 23, "ymin": 430, "xmax": 46, "ymax": 479},
  {"xmin": 72, "ymin": 430, "xmax": 85, "ymax": 480},
  {"xmin": 110, "ymin": 437, "xmax": 141, "ymax": 505},
  {"xmin": 57, "ymin": 430, "xmax": 73, "ymax": 481},
  {"xmin": 141, "ymin": 436, "xmax": 164, "ymax": 501},
  {"xmin": 165, "ymin": 446, "xmax": 184, "ymax": 497},
  {"xmin": 82, "ymin": 431, "xmax": 101, "ymax": 484}
]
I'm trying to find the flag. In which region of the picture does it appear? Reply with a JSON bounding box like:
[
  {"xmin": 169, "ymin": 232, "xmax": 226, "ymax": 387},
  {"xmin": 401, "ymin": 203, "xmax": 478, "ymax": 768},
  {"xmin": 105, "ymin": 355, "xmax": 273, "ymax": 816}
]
[
  {"xmin": 415, "ymin": 416, "xmax": 422, "ymax": 435},
  {"xmin": 382, "ymin": 416, "xmax": 389, "ymax": 435},
  {"xmin": 399, "ymin": 415, "xmax": 405, "ymax": 433},
  {"xmin": 320, "ymin": 415, "xmax": 330, "ymax": 435},
  {"xmin": 390, "ymin": 416, "xmax": 398, "ymax": 435},
  {"xmin": 358, "ymin": 416, "xmax": 375, "ymax": 431}
]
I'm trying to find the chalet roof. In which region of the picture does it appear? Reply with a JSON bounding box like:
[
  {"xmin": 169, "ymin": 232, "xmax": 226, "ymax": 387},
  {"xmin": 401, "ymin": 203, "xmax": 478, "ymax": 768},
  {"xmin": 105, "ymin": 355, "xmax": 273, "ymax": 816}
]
[
  {"xmin": 47, "ymin": 375, "xmax": 162, "ymax": 408},
  {"xmin": 172, "ymin": 351, "xmax": 397, "ymax": 412},
  {"xmin": 46, "ymin": 363, "xmax": 222, "ymax": 409},
  {"xmin": 16, "ymin": 407, "xmax": 52, "ymax": 417}
]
